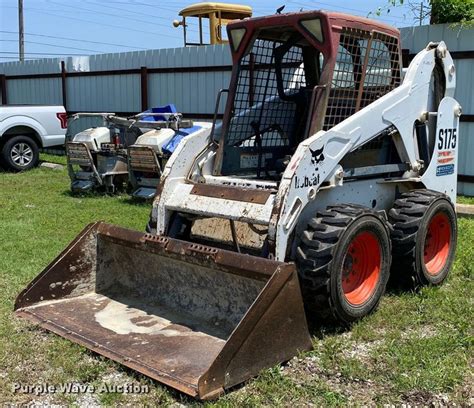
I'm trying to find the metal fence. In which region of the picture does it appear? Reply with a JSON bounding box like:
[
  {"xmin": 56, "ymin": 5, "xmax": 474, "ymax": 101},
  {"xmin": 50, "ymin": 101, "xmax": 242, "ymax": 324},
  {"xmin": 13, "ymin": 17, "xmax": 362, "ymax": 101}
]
[
  {"xmin": 0, "ymin": 23, "xmax": 473, "ymax": 194},
  {"xmin": 400, "ymin": 24, "xmax": 474, "ymax": 196}
]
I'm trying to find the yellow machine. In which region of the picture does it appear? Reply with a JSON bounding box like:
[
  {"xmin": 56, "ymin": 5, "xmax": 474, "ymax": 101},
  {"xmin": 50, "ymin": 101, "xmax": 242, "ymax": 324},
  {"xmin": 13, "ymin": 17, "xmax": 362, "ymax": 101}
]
[{"xmin": 173, "ymin": 2, "xmax": 252, "ymax": 46}]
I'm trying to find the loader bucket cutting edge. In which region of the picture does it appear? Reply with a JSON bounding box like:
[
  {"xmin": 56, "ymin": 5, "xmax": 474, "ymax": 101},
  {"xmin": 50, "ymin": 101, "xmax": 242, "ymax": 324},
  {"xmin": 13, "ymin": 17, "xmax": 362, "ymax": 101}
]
[{"xmin": 14, "ymin": 222, "xmax": 312, "ymax": 399}]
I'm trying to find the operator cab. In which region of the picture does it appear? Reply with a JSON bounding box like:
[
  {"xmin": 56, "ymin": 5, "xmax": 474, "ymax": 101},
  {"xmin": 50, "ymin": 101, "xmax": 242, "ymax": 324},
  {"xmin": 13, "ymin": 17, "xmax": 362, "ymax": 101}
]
[
  {"xmin": 214, "ymin": 23, "xmax": 324, "ymax": 177},
  {"xmin": 212, "ymin": 11, "xmax": 402, "ymax": 179}
]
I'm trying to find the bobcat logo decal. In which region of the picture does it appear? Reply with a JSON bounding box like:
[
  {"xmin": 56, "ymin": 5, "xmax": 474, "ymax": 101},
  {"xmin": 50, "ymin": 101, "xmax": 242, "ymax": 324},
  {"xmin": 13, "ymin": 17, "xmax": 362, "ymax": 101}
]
[{"xmin": 309, "ymin": 146, "xmax": 325, "ymax": 165}]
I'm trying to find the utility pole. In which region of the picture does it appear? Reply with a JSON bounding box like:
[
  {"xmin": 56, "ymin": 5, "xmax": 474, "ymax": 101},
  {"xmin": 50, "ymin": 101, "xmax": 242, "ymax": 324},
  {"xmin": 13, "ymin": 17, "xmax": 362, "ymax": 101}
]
[
  {"xmin": 18, "ymin": 0, "xmax": 24, "ymax": 62},
  {"xmin": 419, "ymin": 1, "xmax": 424, "ymax": 26}
]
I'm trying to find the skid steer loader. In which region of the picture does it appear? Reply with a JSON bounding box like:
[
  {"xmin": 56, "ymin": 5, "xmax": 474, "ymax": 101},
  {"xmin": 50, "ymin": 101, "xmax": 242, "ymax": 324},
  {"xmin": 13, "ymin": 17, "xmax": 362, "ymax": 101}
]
[{"xmin": 16, "ymin": 10, "xmax": 461, "ymax": 400}]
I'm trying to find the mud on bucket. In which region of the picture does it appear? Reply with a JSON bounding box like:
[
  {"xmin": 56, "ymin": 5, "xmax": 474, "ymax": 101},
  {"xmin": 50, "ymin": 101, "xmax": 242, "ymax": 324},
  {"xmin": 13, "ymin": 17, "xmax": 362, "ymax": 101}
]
[{"xmin": 15, "ymin": 222, "xmax": 312, "ymax": 399}]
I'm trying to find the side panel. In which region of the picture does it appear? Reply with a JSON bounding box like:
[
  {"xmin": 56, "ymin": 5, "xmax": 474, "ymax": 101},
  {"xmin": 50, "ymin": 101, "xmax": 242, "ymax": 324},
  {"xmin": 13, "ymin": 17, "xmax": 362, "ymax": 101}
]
[
  {"xmin": 272, "ymin": 43, "xmax": 458, "ymax": 261},
  {"xmin": 421, "ymin": 97, "xmax": 461, "ymax": 203},
  {"xmin": 0, "ymin": 115, "xmax": 48, "ymax": 139}
]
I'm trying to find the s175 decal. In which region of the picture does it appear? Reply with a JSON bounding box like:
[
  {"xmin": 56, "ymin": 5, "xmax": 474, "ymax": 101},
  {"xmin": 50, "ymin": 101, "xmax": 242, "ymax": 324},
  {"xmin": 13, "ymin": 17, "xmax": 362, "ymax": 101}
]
[{"xmin": 438, "ymin": 128, "xmax": 457, "ymax": 150}]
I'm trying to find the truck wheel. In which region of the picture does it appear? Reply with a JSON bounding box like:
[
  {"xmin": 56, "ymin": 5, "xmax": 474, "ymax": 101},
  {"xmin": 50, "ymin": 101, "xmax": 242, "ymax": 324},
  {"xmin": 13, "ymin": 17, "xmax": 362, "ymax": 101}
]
[
  {"xmin": 389, "ymin": 190, "xmax": 457, "ymax": 287},
  {"xmin": 1, "ymin": 135, "xmax": 40, "ymax": 171},
  {"xmin": 296, "ymin": 205, "xmax": 391, "ymax": 324}
]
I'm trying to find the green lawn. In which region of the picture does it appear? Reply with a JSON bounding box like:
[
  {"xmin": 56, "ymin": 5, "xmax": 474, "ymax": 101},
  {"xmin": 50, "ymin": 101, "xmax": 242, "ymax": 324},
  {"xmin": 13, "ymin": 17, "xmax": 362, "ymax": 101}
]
[
  {"xmin": 0, "ymin": 155, "xmax": 472, "ymax": 406},
  {"xmin": 458, "ymin": 195, "xmax": 474, "ymax": 205}
]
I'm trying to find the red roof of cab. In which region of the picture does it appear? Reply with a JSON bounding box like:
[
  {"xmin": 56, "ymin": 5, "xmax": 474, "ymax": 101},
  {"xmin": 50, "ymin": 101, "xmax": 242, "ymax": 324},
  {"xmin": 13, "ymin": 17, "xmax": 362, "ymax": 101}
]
[
  {"xmin": 227, "ymin": 9, "xmax": 400, "ymax": 38},
  {"xmin": 324, "ymin": 10, "xmax": 400, "ymax": 36}
]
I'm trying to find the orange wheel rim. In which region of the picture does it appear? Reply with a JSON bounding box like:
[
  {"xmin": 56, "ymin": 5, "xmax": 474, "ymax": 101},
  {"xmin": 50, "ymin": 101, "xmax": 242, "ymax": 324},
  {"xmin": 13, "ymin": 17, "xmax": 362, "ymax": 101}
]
[
  {"xmin": 342, "ymin": 231, "xmax": 381, "ymax": 306},
  {"xmin": 424, "ymin": 212, "xmax": 451, "ymax": 276}
]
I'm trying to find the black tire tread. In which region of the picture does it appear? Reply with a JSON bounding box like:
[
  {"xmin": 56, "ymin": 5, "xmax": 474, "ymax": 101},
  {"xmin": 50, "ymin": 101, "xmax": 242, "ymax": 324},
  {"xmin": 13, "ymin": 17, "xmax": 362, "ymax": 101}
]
[
  {"xmin": 388, "ymin": 189, "xmax": 453, "ymax": 287},
  {"xmin": 296, "ymin": 204, "xmax": 387, "ymax": 321}
]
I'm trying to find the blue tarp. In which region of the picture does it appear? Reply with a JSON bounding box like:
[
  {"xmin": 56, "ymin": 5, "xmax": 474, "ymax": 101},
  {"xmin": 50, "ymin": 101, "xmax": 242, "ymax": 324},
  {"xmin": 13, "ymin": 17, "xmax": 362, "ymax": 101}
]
[
  {"xmin": 162, "ymin": 125, "xmax": 202, "ymax": 155},
  {"xmin": 140, "ymin": 105, "xmax": 201, "ymax": 154},
  {"xmin": 141, "ymin": 104, "xmax": 177, "ymax": 121}
]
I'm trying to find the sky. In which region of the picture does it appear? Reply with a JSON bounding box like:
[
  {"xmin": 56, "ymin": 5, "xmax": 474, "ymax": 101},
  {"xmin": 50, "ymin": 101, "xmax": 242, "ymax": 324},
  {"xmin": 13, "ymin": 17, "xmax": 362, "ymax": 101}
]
[{"xmin": 0, "ymin": 0, "xmax": 431, "ymax": 61}]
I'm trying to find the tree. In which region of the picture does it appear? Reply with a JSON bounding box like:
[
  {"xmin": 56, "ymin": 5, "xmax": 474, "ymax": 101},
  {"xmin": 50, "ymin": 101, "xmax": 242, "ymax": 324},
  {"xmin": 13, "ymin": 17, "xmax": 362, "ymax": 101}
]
[
  {"xmin": 372, "ymin": 0, "xmax": 474, "ymax": 26},
  {"xmin": 430, "ymin": 0, "xmax": 474, "ymax": 25}
]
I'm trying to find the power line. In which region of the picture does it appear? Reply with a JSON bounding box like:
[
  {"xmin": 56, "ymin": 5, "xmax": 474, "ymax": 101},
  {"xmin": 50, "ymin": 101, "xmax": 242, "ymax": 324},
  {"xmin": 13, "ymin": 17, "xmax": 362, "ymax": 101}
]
[
  {"xmin": 0, "ymin": 51, "xmax": 95, "ymax": 56},
  {"xmin": 287, "ymin": 0, "xmax": 408, "ymax": 23},
  {"xmin": 0, "ymin": 30, "xmax": 149, "ymax": 50},
  {"xmin": 0, "ymin": 5, "xmax": 179, "ymax": 40},
  {"xmin": 0, "ymin": 56, "xmax": 43, "ymax": 60},
  {"xmin": 46, "ymin": 1, "xmax": 204, "ymax": 34},
  {"xmin": 48, "ymin": 1, "xmax": 174, "ymax": 26},
  {"xmin": 78, "ymin": 0, "xmax": 192, "ymax": 13},
  {"xmin": 83, "ymin": 0, "xmax": 183, "ymax": 24},
  {"xmin": 83, "ymin": 1, "xmax": 210, "ymax": 34},
  {"xmin": 89, "ymin": 0, "xmax": 198, "ymax": 11},
  {"xmin": 0, "ymin": 39, "xmax": 103, "ymax": 53}
]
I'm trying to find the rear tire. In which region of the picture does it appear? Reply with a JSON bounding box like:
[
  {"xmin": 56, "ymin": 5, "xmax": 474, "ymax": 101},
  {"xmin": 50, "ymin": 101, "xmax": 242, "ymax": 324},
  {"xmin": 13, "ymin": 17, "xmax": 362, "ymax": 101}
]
[
  {"xmin": 389, "ymin": 189, "xmax": 457, "ymax": 287},
  {"xmin": 1, "ymin": 135, "xmax": 40, "ymax": 171},
  {"xmin": 296, "ymin": 205, "xmax": 391, "ymax": 324}
]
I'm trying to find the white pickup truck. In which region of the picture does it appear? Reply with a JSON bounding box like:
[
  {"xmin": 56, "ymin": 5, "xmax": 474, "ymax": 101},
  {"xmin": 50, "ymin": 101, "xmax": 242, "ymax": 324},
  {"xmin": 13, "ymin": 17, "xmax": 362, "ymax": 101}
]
[{"xmin": 0, "ymin": 105, "xmax": 67, "ymax": 171}]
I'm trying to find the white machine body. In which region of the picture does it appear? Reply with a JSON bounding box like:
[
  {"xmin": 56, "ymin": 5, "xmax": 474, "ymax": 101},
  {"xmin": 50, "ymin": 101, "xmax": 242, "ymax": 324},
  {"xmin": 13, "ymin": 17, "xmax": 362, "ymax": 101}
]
[
  {"xmin": 134, "ymin": 128, "xmax": 176, "ymax": 154},
  {"xmin": 72, "ymin": 127, "xmax": 111, "ymax": 152},
  {"xmin": 150, "ymin": 42, "xmax": 461, "ymax": 261}
]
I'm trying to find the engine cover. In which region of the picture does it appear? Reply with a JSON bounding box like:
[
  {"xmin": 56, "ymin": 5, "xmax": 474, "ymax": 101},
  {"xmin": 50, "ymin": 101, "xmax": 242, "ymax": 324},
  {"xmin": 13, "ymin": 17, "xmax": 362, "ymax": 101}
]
[
  {"xmin": 135, "ymin": 128, "xmax": 176, "ymax": 153},
  {"xmin": 72, "ymin": 127, "xmax": 111, "ymax": 152}
]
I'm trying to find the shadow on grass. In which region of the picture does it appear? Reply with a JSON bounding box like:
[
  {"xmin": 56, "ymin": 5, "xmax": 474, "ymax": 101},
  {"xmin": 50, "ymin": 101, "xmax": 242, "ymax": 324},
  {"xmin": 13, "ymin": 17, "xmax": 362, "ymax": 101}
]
[
  {"xmin": 61, "ymin": 189, "xmax": 110, "ymax": 199},
  {"xmin": 304, "ymin": 276, "xmax": 422, "ymax": 339},
  {"xmin": 308, "ymin": 319, "xmax": 348, "ymax": 339},
  {"xmin": 385, "ymin": 273, "xmax": 419, "ymax": 296},
  {"xmin": 60, "ymin": 188, "xmax": 151, "ymax": 207},
  {"xmin": 121, "ymin": 195, "xmax": 153, "ymax": 207}
]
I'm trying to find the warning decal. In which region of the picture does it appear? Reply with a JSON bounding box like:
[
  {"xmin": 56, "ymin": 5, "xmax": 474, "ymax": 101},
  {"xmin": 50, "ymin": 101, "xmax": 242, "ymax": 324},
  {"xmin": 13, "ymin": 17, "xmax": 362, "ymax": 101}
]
[
  {"xmin": 436, "ymin": 164, "xmax": 455, "ymax": 177},
  {"xmin": 437, "ymin": 150, "xmax": 455, "ymax": 164}
]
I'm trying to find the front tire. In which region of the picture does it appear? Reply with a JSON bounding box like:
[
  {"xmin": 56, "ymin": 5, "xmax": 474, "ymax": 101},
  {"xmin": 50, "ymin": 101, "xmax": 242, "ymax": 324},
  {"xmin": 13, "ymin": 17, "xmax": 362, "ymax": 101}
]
[
  {"xmin": 296, "ymin": 205, "xmax": 391, "ymax": 325},
  {"xmin": 1, "ymin": 135, "xmax": 40, "ymax": 171},
  {"xmin": 389, "ymin": 189, "xmax": 457, "ymax": 287}
]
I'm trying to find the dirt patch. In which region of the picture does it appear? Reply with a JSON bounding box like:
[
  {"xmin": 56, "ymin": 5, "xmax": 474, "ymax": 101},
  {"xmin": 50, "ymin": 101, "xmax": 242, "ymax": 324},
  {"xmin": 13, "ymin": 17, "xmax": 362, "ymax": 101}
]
[
  {"xmin": 282, "ymin": 351, "xmax": 474, "ymax": 406},
  {"xmin": 401, "ymin": 325, "xmax": 438, "ymax": 340},
  {"xmin": 340, "ymin": 339, "xmax": 384, "ymax": 362},
  {"xmin": 282, "ymin": 355, "xmax": 390, "ymax": 405},
  {"xmin": 401, "ymin": 390, "xmax": 451, "ymax": 406}
]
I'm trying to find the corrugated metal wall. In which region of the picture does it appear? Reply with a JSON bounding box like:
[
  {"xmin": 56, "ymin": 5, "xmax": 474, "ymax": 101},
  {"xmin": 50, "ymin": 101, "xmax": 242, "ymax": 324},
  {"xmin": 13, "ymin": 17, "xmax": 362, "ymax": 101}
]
[
  {"xmin": 0, "ymin": 47, "xmax": 232, "ymax": 110},
  {"xmin": 400, "ymin": 24, "xmax": 474, "ymax": 196},
  {"xmin": 0, "ymin": 45, "xmax": 231, "ymax": 136},
  {"xmin": 67, "ymin": 74, "xmax": 141, "ymax": 112},
  {"xmin": 7, "ymin": 78, "xmax": 62, "ymax": 105}
]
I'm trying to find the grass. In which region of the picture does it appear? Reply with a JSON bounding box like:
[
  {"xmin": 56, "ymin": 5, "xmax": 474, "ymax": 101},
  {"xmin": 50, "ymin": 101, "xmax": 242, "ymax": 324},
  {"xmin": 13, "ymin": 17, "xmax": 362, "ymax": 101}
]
[
  {"xmin": 0, "ymin": 155, "xmax": 472, "ymax": 406},
  {"xmin": 457, "ymin": 195, "xmax": 474, "ymax": 205}
]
